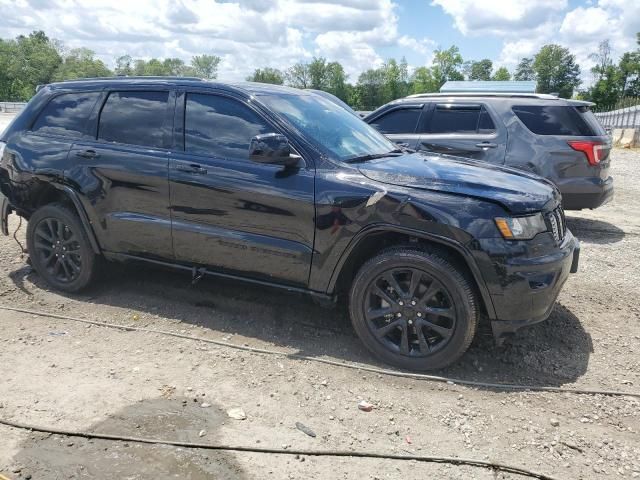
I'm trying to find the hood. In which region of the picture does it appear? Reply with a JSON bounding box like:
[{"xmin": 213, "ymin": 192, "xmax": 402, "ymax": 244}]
[{"xmin": 358, "ymin": 152, "xmax": 558, "ymax": 214}]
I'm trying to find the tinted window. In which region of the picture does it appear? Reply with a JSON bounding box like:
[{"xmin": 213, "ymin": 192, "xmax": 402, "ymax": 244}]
[
  {"xmin": 478, "ymin": 108, "xmax": 496, "ymax": 133},
  {"xmin": 425, "ymin": 104, "xmax": 482, "ymax": 134},
  {"xmin": 32, "ymin": 92, "xmax": 100, "ymax": 137},
  {"xmin": 259, "ymin": 93, "xmax": 395, "ymax": 162},
  {"xmin": 98, "ymin": 91, "xmax": 169, "ymax": 148},
  {"xmin": 185, "ymin": 94, "xmax": 271, "ymax": 159},
  {"xmin": 370, "ymin": 108, "xmax": 421, "ymax": 134},
  {"xmin": 512, "ymin": 105, "xmax": 596, "ymax": 136}
]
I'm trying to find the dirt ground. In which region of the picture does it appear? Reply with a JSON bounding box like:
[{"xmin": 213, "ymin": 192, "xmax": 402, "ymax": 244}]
[{"xmin": 0, "ymin": 132, "xmax": 639, "ymax": 478}]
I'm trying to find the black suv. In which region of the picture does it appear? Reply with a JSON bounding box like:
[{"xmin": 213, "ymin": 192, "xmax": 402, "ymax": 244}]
[
  {"xmin": 0, "ymin": 78, "xmax": 580, "ymax": 370},
  {"xmin": 365, "ymin": 93, "xmax": 613, "ymax": 210}
]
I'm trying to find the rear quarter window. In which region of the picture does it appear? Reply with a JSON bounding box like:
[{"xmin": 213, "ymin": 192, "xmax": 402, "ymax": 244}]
[
  {"xmin": 31, "ymin": 92, "xmax": 101, "ymax": 137},
  {"xmin": 512, "ymin": 105, "xmax": 597, "ymax": 136}
]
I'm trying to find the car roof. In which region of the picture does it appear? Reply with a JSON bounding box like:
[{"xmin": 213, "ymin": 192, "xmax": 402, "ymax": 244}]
[
  {"xmin": 391, "ymin": 92, "xmax": 594, "ymax": 107},
  {"xmin": 44, "ymin": 77, "xmax": 308, "ymax": 98}
]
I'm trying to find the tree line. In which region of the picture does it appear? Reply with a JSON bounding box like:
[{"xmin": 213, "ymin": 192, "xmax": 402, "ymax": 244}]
[{"xmin": 1, "ymin": 30, "xmax": 639, "ymax": 110}]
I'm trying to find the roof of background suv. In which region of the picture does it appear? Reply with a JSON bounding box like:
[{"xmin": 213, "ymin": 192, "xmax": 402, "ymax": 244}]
[
  {"xmin": 378, "ymin": 92, "xmax": 594, "ymax": 109},
  {"xmin": 43, "ymin": 77, "xmax": 309, "ymax": 98}
]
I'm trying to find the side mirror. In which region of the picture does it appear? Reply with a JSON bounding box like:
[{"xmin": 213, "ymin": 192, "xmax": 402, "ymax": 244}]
[{"xmin": 249, "ymin": 133, "xmax": 300, "ymax": 167}]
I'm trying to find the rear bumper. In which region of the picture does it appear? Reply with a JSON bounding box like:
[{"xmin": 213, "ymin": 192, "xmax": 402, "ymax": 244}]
[
  {"xmin": 476, "ymin": 232, "xmax": 579, "ymax": 340},
  {"xmin": 559, "ymin": 176, "xmax": 613, "ymax": 210}
]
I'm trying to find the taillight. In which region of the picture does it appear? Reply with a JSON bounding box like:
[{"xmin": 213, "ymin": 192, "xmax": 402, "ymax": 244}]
[{"xmin": 567, "ymin": 140, "xmax": 608, "ymax": 166}]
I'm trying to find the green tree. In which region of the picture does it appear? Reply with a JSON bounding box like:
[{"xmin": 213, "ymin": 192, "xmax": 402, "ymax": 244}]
[
  {"xmin": 247, "ymin": 67, "xmax": 285, "ymax": 84},
  {"xmin": 354, "ymin": 68, "xmax": 385, "ymax": 109},
  {"xmin": 114, "ymin": 55, "xmax": 133, "ymax": 76},
  {"xmin": 0, "ymin": 31, "xmax": 62, "ymax": 100},
  {"xmin": 533, "ymin": 44, "xmax": 581, "ymax": 98},
  {"xmin": 382, "ymin": 57, "xmax": 409, "ymax": 102},
  {"xmin": 286, "ymin": 62, "xmax": 311, "ymax": 89},
  {"xmin": 514, "ymin": 57, "xmax": 535, "ymax": 81},
  {"xmin": 410, "ymin": 66, "xmax": 439, "ymax": 94},
  {"xmin": 469, "ymin": 59, "xmax": 493, "ymax": 81},
  {"xmin": 492, "ymin": 66, "xmax": 511, "ymax": 81},
  {"xmin": 431, "ymin": 45, "xmax": 464, "ymax": 87},
  {"xmin": 53, "ymin": 48, "xmax": 111, "ymax": 81},
  {"xmin": 325, "ymin": 61, "xmax": 348, "ymax": 100},
  {"xmin": 190, "ymin": 54, "xmax": 220, "ymax": 79},
  {"xmin": 308, "ymin": 57, "xmax": 328, "ymax": 90},
  {"xmin": 162, "ymin": 58, "xmax": 189, "ymax": 76}
]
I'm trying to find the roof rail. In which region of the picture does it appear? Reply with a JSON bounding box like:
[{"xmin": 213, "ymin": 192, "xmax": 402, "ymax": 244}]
[
  {"xmin": 406, "ymin": 92, "xmax": 559, "ymax": 100},
  {"xmin": 56, "ymin": 75, "xmax": 205, "ymax": 82}
]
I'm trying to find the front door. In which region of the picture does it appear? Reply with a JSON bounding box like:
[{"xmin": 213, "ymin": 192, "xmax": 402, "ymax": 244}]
[
  {"xmin": 417, "ymin": 102, "xmax": 507, "ymax": 165},
  {"xmin": 168, "ymin": 91, "xmax": 315, "ymax": 287}
]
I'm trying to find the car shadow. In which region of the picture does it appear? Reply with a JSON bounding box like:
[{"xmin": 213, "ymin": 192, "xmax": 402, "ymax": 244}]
[
  {"xmin": 11, "ymin": 397, "xmax": 249, "ymax": 480},
  {"xmin": 565, "ymin": 215, "xmax": 626, "ymax": 244},
  {"xmin": 11, "ymin": 260, "xmax": 593, "ymax": 390}
]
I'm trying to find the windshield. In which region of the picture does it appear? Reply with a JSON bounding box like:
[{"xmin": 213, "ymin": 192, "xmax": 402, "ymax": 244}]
[{"xmin": 258, "ymin": 93, "xmax": 396, "ymax": 162}]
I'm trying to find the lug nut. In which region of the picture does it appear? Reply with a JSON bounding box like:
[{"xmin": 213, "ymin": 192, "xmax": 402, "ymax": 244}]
[
  {"xmin": 417, "ymin": 312, "xmax": 422, "ymax": 317},
  {"xmin": 398, "ymin": 301, "xmax": 404, "ymax": 306},
  {"xmin": 396, "ymin": 313, "xmax": 402, "ymax": 318},
  {"xmin": 411, "ymin": 300, "xmax": 416, "ymax": 306},
  {"xmin": 408, "ymin": 319, "xmax": 413, "ymax": 325}
]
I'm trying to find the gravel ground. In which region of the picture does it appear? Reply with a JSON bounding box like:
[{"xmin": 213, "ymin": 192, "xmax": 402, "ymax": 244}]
[{"xmin": 0, "ymin": 132, "xmax": 639, "ymax": 479}]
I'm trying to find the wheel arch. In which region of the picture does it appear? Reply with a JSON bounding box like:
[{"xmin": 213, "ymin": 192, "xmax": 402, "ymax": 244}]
[
  {"xmin": 27, "ymin": 183, "xmax": 101, "ymax": 255},
  {"xmin": 328, "ymin": 225, "xmax": 496, "ymax": 319}
]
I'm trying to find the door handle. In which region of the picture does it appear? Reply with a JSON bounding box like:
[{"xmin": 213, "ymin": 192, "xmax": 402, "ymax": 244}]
[
  {"xmin": 475, "ymin": 142, "xmax": 498, "ymax": 149},
  {"xmin": 175, "ymin": 163, "xmax": 207, "ymax": 174},
  {"xmin": 75, "ymin": 149, "xmax": 100, "ymax": 159}
]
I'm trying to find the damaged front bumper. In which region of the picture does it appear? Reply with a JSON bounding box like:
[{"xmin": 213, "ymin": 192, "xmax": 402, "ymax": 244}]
[{"xmin": 474, "ymin": 230, "xmax": 580, "ymax": 343}]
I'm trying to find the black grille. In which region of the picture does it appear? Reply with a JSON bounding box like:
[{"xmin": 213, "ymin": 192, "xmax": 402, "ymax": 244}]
[{"xmin": 546, "ymin": 206, "xmax": 566, "ymax": 243}]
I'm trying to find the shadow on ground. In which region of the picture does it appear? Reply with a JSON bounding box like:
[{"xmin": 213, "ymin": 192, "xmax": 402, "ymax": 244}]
[
  {"xmin": 10, "ymin": 260, "xmax": 593, "ymax": 389},
  {"xmin": 12, "ymin": 397, "xmax": 248, "ymax": 480},
  {"xmin": 565, "ymin": 215, "xmax": 626, "ymax": 244}
]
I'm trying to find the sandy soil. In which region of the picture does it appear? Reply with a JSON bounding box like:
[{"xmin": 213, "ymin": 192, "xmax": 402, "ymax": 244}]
[{"xmin": 0, "ymin": 145, "xmax": 638, "ymax": 479}]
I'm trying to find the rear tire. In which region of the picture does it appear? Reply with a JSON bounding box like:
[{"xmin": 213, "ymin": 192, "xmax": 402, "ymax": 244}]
[
  {"xmin": 349, "ymin": 247, "xmax": 477, "ymax": 371},
  {"xmin": 27, "ymin": 203, "xmax": 97, "ymax": 293}
]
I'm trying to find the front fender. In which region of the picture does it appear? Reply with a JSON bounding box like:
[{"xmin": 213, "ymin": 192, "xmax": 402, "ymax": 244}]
[{"xmin": 325, "ymin": 224, "xmax": 496, "ymax": 319}]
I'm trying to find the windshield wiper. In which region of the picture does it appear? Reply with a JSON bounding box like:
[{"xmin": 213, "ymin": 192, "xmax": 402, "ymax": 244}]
[{"xmin": 345, "ymin": 150, "xmax": 404, "ymax": 163}]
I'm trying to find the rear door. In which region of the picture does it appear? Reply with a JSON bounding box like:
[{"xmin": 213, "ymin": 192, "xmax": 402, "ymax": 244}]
[
  {"xmin": 66, "ymin": 89, "xmax": 174, "ymax": 259},
  {"xmin": 366, "ymin": 104, "xmax": 424, "ymax": 148},
  {"xmin": 417, "ymin": 102, "xmax": 507, "ymax": 165}
]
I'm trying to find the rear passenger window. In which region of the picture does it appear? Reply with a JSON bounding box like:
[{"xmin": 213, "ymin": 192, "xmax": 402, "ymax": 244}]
[
  {"xmin": 370, "ymin": 108, "xmax": 421, "ymax": 134},
  {"xmin": 512, "ymin": 105, "xmax": 595, "ymax": 136},
  {"xmin": 32, "ymin": 92, "xmax": 100, "ymax": 137},
  {"xmin": 98, "ymin": 91, "xmax": 169, "ymax": 148},
  {"xmin": 425, "ymin": 104, "xmax": 495, "ymax": 134},
  {"xmin": 185, "ymin": 93, "xmax": 271, "ymax": 159}
]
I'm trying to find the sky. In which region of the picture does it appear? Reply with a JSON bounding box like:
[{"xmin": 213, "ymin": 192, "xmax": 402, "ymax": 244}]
[{"xmin": 1, "ymin": 0, "xmax": 639, "ymax": 86}]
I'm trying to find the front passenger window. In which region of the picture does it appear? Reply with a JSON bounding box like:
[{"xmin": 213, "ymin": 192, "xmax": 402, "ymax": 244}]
[
  {"xmin": 185, "ymin": 94, "xmax": 272, "ymax": 159},
  {"xmin": 370, "ymin": 108, "xmax": 421, "ymax": 134}
]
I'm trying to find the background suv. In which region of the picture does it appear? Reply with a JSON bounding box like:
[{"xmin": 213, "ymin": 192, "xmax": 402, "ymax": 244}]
[
  {"xmin": 364, "ymin": 93, "xmax": 613, "ymax": 210},
  {"xmin": 0, "ymin": 78, "xmax": 578, "ymax": 370}
]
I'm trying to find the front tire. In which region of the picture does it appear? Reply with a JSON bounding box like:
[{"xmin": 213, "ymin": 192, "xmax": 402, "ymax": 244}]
[
  {"xmin": 349, "ymin": 247, "xmax": 477, "ymax": 371},
  {"xmin": 27, "ymin": 203, "xmax": 97, "ymax": 293}
]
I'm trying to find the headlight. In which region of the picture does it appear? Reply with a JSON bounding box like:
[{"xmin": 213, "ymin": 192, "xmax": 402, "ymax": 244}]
[{"xmin": 495, "ymin": 214, "xmax": 546, "ymax": 240}]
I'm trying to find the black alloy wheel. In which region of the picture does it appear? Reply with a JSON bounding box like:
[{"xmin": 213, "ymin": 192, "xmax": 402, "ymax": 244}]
[
  {"xmin": 27, "ymin": 203, "xmax": 97, "ymax": 292},
  {"xmin": 349, "ymin": 248, "xmax": 477, "ymax": 371},
  {"xmin": 364, "ymin": 267, "xmax": 456, "ymax": 356}
]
